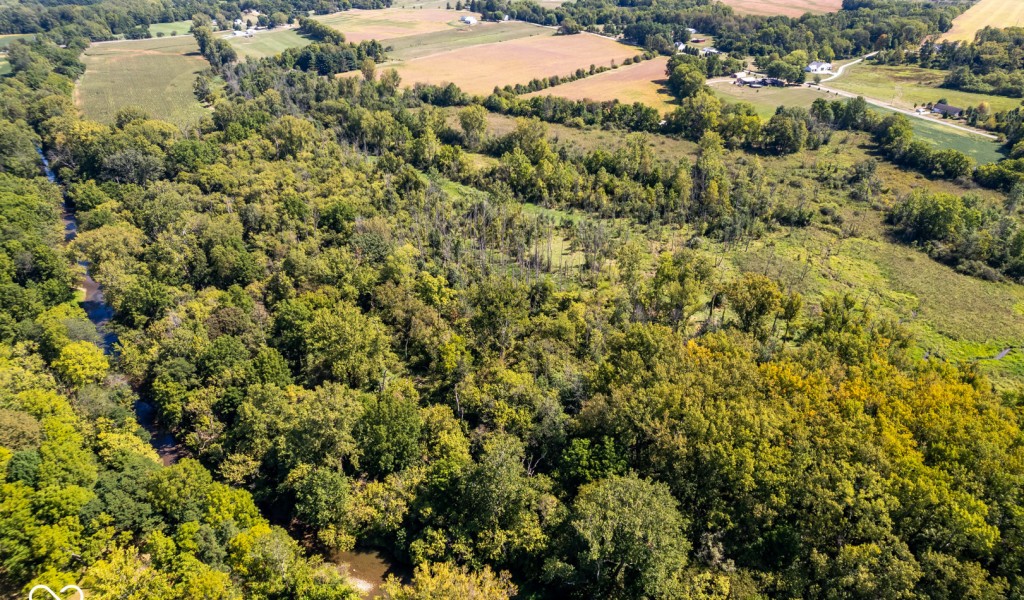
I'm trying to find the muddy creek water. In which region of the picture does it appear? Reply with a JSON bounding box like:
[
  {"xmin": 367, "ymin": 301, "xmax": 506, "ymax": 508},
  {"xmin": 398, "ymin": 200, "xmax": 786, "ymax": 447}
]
[{"xmin": 44, "ymin": 150, "xmax": 183, "ymax": 465}]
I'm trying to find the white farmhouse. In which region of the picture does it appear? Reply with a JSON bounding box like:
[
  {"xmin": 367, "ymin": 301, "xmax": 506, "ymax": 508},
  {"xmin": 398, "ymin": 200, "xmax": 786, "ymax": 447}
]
[
  {"xmin": 460, "ymin": 15, "xmax": 478, "ymax": 25},
  {"xmin": 805, "ymin": 61, "xmax": 833, "ymax": 74}
]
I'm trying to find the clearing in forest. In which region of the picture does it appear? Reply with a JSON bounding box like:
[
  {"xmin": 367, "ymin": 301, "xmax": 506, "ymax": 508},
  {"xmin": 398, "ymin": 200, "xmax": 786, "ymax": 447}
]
[
  {"xmin": 717, "ymin": 0, "xmax": 843, "ymax": 18},
  {"xmin": 523, "ymin": 57, "xmax": 678, "ymax": 113},
  {"xmin": 227, "ymin": 28, "xmax": 314, "ymax": 59},
  {"xmin": 941, "ymin": 0, "xmax": 1024, "ymax": 43},
  {"xmin": 384, "ymin": 33, "xmax": 640, "ymax": 95},
  {"xmin": 76, "ymin": 36, "xmax": 209, "ymax": 126}
]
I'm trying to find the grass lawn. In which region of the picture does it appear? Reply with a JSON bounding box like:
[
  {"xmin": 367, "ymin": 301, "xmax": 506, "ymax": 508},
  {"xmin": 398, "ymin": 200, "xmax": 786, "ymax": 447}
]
[
  {"xmin": 148, "ymin": 21, "xmax": 193, "ymax": 37},
  {"xmin": 710, "ymin": 80, "xmax": 828, "ymax": 116},
  {"xmin": 0, "ymin": 33, "xmax": 33, "ymax": 49},
  {"xmin": 941, "ymin": 0, "xmax": 1024, "ymax": 43},
  {"xmin": 385, "ymin": 21, "xmax": 547, "ymax": 60},
  {"xmin": 76, "ymin": 36, "xmax": 208, "ymax": 126},
  {"xmin": 827, "ymin": 62, "xmax": 1024, "ymax": 114},
  {"xmin": 227, "ymin": 28, "xmax": 313, "ymax": 59}
]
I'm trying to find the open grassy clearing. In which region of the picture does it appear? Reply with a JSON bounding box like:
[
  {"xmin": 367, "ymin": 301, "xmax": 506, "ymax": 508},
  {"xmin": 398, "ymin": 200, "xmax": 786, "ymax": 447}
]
[
  {"xmin": 711, "ymin": 79, "xmax": 1005, "ymax": 163},
  {"xmin": 226, "ymin": 28, "xmax": 313, "ymax": 59},
  {"xmin": 313, "ymin": 8, "xmax": 473, "ymax": 43},
  {"xmin": 827, "ymin": 62, "xmax": 1023, "ymax": 113},
  {"xmin": 523, "ymin": 57, "xmax": 678, "ymax": 113},
  {"xmin": 76, "ymin": 36, "xmax": 208, "ymax": 126},
  {"xmin": 941, "ymin": 0, "xmax": 1024, "ymax": 43},
  {"xmin": 148, "ymin": 20, "xmax": 192, "ymax": 37},
  {"xmin": 717, "ymin": 0, "xmax": 842, "ymax": 17},
  {"xmin": 385, "ymin": 21, "xmax": 546, "ymax": 60},
  {"xmin": 0, "ymin": 33, "xmax": 32, "ymax": 49},
  {"xmin": 387, "ymin": 33, "xmax": 639, "ymax": 95}
]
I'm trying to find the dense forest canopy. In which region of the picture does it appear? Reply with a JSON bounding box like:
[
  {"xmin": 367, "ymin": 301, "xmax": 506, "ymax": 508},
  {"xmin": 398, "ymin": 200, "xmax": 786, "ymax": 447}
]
[{"xmin": 4, "ymin": 0, "xmax": 1024, "ymax": 597}]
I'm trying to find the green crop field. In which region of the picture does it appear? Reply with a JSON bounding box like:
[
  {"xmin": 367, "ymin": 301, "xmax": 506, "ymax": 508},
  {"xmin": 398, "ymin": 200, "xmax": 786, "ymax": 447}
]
[
  {"xmin": 76, "ymin": 36, "xmax": 209, "ymax": 126},
  {"xmin": 868, "ymin": 106, "xmax": 1005, "ymax": 165},
  {"xmin": 826, "ymin": 63, "xmax": 1023, "ymax": 114},
  {"xmin": 385, "ymin": 21, "xmax": 547, "ymax": 61},
  {"xmin": 148, "ymin": 20, "xmax": 192, "ymax": 37},
  {"xmin": 226, "ymin": 28, "xmax": 313, "ymax": 59}
]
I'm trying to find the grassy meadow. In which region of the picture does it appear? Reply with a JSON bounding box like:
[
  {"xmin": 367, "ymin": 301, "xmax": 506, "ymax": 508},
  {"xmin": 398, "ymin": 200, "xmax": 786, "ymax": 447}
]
[
  {"xmin": 76, "ymin": 36, "xmax": 208, "ymax": 126},
  {"xmin": 148, "ymin": 20, "xmax": 192, "ymax": 37},
  {"xmin": 826, "ymin": 62, "xmax": 1024, "ymax": 114}
]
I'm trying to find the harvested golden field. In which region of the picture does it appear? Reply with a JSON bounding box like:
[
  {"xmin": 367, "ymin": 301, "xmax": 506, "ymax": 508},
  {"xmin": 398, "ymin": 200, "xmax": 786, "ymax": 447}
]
[
  {"xmin": 524, "ymin": 57, "xmax": 677, "ymax": 113},
  {"xmin": 941, "ymin": 0, "xmax": 1024, "ymax": 43},
  {"xmin": 313, "ymin": 8, "xmax": 471, "ymax": 43},
  {"xmin": 386, "ymin": 33, "xmax": 640, "ymax": 95},
  {"xmin": 76, "ymin": 36, "xmax": 208, "ymax": 126},
  {"xmin": 718, "ymin": 0, "xmax": 842, "ymax": 17}
]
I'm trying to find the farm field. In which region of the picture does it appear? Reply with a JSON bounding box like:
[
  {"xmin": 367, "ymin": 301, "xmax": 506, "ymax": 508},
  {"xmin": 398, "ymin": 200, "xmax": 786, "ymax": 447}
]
[
  {"xmin": 523, "ymin": 57, "xmax": 678, "ymax": 113},
  {"xmin": 827, "ymin": 62, "xmax": 1023, "ymax": 113},
  {"xmin": 386, "ymin": 33, "xmax": 640, "ymax": 95},
  {"xmin": 313, "ymin": 8, "xmax": 472, "ymax": 43},
  {"xmin": 385, "ymin": 21, "xmax": 546, "ymax": 60},
  {"xmin": 76, "ymin": 36, "xmax": 208, "ymax": 126},
  {"xmin": 717, "ymin": 0, "xmax": 842, "ymax": 17},
  {"xmin": 148, "ymin": 20, "xmax": 192, "ymax": 37},
  {"xmin": 941, "ymin": 0, "xmax": 1024, "ymax": 43},
  {"xmin": 226, "ymin": 28, "xmax": 312, "ymax": 59}
]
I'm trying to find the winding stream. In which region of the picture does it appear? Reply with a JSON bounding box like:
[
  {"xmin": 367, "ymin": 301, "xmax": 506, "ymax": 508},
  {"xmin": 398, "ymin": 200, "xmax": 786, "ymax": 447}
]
[
  {"xmin": 43, "ymin": 150, "xmax": 183, "ymax": 465},
  {"xmin": 44, "ymin": 151, "xmax": 396, "ymax": 593}
]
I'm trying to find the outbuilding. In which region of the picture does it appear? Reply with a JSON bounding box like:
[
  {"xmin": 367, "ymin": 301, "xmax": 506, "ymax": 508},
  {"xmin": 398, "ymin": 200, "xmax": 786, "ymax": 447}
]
[{"xmin": 932, "ymin": 103, "xmax": 964, "ymax": 118}]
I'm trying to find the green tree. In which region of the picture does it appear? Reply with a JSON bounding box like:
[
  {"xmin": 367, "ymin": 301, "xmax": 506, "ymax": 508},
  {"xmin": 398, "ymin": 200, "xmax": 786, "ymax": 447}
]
[{"xmin": 564, "ymin": 474, "xmax": 690, "ymax": 599}]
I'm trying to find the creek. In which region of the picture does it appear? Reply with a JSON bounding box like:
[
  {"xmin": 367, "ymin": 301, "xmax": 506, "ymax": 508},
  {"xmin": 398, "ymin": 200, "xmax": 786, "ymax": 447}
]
[{"xmin": 43, "ymin": 150, "xmax": 183, "ymax": 465}]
